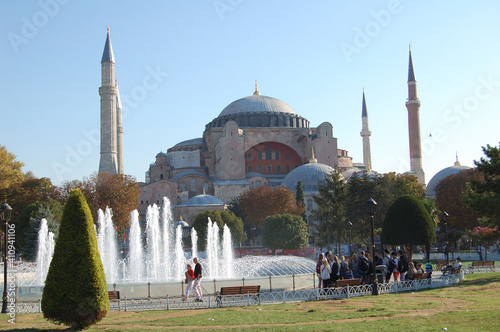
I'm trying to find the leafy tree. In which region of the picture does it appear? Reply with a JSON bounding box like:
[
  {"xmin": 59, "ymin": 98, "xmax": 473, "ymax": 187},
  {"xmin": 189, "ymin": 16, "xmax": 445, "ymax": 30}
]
[
  {"xmin": 42, "ymin": 189, "xmax": 108, "ymax": 330},
  {"xmin": 19, "ymin": 202, "xmax": 59, "ymax": 261},
  {"xmin": 262, "ymin": 214, "xmax": 309, "ymax": 254},
  {"xmin": 238, "ymin": 185, "xmax": 304, "ymax": 244},
  {"xmin": 296, "ymin": 181, "xmax": 306, "ymax": 221},
  {"xmin": 381, "ymin": 195, "xmax": 436, "ymax": 261},
  {"xmin": 465, "ymin": 143, "xmax": 500, "ymax": 228},
  {"xmin": 0, "ymin": 145, "xmax": 24, "ymax": 191},
  {"xmin": 469, "ymin": 226, "xmax": 500, "ymax": 260},
  {"xmin": 313, "ymin": 169, "xmax": 348, "ymax": 248},
  {"xmin": 61, "ymin": 172, "xmax": 139, "ymax": 236},
  {"xmin": 435, "ymin": 168, "xmax": 481, "ymax": 231},
  {"xmin": 192, "ymin": 210, "xmax": 244, "ymax": 251}
]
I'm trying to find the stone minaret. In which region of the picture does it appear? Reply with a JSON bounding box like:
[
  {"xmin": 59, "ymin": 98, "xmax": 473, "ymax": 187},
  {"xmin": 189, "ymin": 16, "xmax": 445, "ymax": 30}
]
[
  {"xmin": 405, "ymin": 45, "xmax": 425, "ymax": 186},
  {"xmin": 116, "ymin": 81, "xmax": 124, "ymax": 174},
  {"xmin": 99, "ymin": 27, "xmax": 119, "ymax": 174},
  {"xmin": 360, "ymin": 88, "xmax": 372, "ymax": 170}
]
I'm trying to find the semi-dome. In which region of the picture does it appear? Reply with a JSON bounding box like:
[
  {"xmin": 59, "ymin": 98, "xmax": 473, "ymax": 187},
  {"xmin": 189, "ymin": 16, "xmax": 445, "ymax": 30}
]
[
  {"xmin": 219, "ymin": 95, "xmax": 296, "ymax": 117},
  {"xmin": 281, "ymin": 162, "xmax": 335, "ymax": 193},
  {"xmin": 181, "ymin": 194, "xmax": 225, "ymax": 207},
  {"xmin": 426, "ymin": 158, "xmax": 471, "ymax": 199}
]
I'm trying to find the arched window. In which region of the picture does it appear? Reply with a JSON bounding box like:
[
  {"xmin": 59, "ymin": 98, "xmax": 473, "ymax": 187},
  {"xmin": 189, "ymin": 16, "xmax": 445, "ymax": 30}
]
[
  {"xmin": 286, "ymin": 165, "xmax": 290, "ymax": 173},
  {"xmin": 266, "ymin": 165, "xmax": 272, "ymax": 173},
  {"xmin": 257, "ymin": 165, "xmax": 263, "ymax": 173},
  {"xmin": 276, "ymin": 165, "xmax": 281, "ymax": 173},
  {"xmin": 257, "ymin": 150, "xmax": 262, "ymax": 160},
  {"xmin": 275, "ymin": 150, "xmax": 280, "ymax": 160},
  {"xmin": 247, "ymin": 152, "xmax": 253, "ymax": 161},
  {"xmin": 190, "ymin": 178, "xmax": 197, "ymax": 192},
  {"xmin": 265, "ymin": 146, "xmax": 272, "ymax": 160},
  {"xmin": 160, "ymin": 174, "xmax": 163, "ymax": 179},
  {"xmin": 247, "ymin": 165, "xmax": 253, "ymax": 173}
]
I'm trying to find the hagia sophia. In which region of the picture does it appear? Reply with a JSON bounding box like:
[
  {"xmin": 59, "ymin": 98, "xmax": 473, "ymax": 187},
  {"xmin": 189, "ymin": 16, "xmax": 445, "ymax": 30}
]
[{"xmin": 98, "ymin": 29, "xmax": 467, "ymax": 244}]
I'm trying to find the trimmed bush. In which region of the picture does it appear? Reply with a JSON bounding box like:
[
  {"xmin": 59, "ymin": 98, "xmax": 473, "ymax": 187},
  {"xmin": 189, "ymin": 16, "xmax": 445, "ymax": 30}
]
[
  {"xmin": 42, "ymin": 189, "xmax": 109, "ymax": 330},
  {"xmin": 381, "ymin": 194, "xmax": 436, "ymax": 246}
]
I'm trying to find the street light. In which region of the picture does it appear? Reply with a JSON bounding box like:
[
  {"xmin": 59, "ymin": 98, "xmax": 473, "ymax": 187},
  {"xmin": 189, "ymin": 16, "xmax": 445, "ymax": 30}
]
[
  {"xmin": 441, "ymin": 211, "xmax": 449, "ymax": 264},
  {"xmin": 366, "ymin": 198, "xmax": 378, "ymax": 296},
  {"xmin": 347, "ymin": 222, "xmax": 353, "ymax": 255},
  {"xmin": 1, "ymin": 203, "xmax": 12, "ymax": 314}
]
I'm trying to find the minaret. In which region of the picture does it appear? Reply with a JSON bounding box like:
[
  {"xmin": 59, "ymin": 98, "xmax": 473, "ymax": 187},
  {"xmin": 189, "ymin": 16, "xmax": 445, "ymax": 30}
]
[
  {"xmin": 116, "ymin": 81, "xmax": 124, "ymax": 174},
  {"xmin": 99, "ymin": 27, "xmax": 119, "ymax": 174},
  {"xmin": 360, "ymin": 88, "xmax": 372, "ymax": 171},
  {"xmin": 405, "ymin": 45, "xmax": 425, "ymax": 186}
]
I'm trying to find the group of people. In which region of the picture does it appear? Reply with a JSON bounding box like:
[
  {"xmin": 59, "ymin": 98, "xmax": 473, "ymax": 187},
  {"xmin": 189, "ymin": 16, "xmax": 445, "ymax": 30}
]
[
  {"xmin": 182, "ymin": 257, "xmax": 204, "ymax": 302},
  {"xmin": 316, "ymin": 248, "xmax": 434, "ymax": 289}
]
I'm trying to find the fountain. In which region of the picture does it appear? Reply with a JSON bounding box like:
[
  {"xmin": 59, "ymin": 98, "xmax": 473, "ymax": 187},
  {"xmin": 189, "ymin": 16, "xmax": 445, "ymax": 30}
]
[{"xmin": 35, "ymin": 219, "xmax": 54, "ymax": 285}]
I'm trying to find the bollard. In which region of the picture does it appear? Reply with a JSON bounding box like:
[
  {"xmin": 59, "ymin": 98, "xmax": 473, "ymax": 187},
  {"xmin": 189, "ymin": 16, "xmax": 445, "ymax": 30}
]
[
  {"xmin": 124, "ymin": 296, "xmax": 127, "ymax": 311},
  {"xmin": 242, "ymin": 277, "xmax": 245, "ymax": 286},
  {"xmin": 148, "ymin": 282, "xmax": 151, "ymax": 298},
  {"xmin": 181, "ymin": 280, "xmax": 184, "ymax": 296},
  {"xmin": 269, "ymin": 276, "xmax": 272, "ymax": 293},
  {"xmin": 113, "ymin": 283, "xmax": 116, "ymax": 291}
]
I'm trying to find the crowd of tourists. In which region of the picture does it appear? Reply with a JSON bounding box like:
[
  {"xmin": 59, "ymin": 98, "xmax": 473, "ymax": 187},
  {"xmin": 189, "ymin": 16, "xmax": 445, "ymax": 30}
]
[{"xmin": 316, "ymin": 248, "xmax": 436, "ymax": 290}]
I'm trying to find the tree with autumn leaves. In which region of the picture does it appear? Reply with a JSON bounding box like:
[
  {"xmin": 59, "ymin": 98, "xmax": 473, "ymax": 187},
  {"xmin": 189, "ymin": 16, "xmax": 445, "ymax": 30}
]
[{"xmin": 231, "ymin": 185, "xmax": 304, "ymax": 245}]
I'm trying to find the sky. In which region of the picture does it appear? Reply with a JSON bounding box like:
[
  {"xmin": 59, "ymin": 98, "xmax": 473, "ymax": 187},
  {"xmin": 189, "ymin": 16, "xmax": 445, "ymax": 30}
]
[{"xmin": 1, "ymin": 1, "xmax": 499, "ymax": 186}]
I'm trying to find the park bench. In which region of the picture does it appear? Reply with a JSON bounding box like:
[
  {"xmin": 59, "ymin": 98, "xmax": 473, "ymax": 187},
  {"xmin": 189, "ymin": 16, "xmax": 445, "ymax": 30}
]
[
  {"xmin": 436, "ymin": 259, "xmax": 455, "ymax": 270},
  {"xmin": 442, "ymin": 265, "xmax": 461, "ymax": 276},
  {"xmin": 108, "ymin": 291, "xmax": 120, "ymax": 302},
  {"xmin": 413, "ymin": 273, "xmax": 429, "ymax": 280},
  {"xmin": 216, "ymin": 285, "xmax": 260, "ymax": 307},
  {"xmin": 334, "ymin": 278, "xmax": 363, "ymax": 288},
  {"xmin": 468, "ymin": 261, "xmax": 495, "ymax": 273}
]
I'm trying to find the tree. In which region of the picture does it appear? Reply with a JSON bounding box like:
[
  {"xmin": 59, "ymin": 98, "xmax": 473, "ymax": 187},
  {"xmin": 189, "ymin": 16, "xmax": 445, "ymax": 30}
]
[
  {"xmin": 19, "ymin": 202, "xmax": 59, "ymax": 261},
  {"xmin": 296, "ymin": 181, "xmax": 306, "ymax": 221},
  {"xmin": 465, "ymin": 143, "xmax": 500, "ymax": 228},
  {"xmin": 381, "ymin": 195, "xmax": 436, "ymax": 261},
  {"xmin": 0, "ymin": 145, "xmax": 24, "ymax": 191},
  {"xmin": 192, "ymin": 210, "xmax": 245, "ymax": 251},
  {"xmin": 238, "ymin": 185, "xmax": 304, "ymax": 244},
  {"xmin": 469, "ymin": 226, "xmax": 500, "ymax": 260},
  {"xmin": 435, "ymin": 168, "xmax": 482, "ymax": 231},
  {"xmin": 61, "ymin": 172, "xmax": 139, "ymax": 236},
  {"xmin": 262, "ymin": 214, "xmax": 309, "ymax": 254},
  {"xmin": 42, "ymin": 189, "xmax": 108, "ymax": 330},
  {"xmin": 313, "ymin": 169, "xmax": 348, "ymax": 248}
]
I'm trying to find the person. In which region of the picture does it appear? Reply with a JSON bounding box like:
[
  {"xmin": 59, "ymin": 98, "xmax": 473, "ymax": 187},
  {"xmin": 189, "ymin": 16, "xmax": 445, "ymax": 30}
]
[
  {"xmin": 349, "ymin": 253, "xmax": 358, "ymax": 278},
  {"xmin": 383, "ymin": 249, "xmax": 392, "ymax": 283},
  {"xmin": 316, "ymin": 253, "xmax": 324, "ymax": 288},
  {"xmin": 477, "ymin": 245, "xmax": 483, "ymax": 261},
  {"xmin": 442, "ymin": 257, "xmax": 462, "ymax": 274},
  {"xmin": 398, "ymin": 250, "xmax": 409, "ymax": 281},
  {"xmin": 425, "ymin": 258, "xmax": 433, "ymax": 278},
  {"xmin": 182, "ymin": 263, "xmax": 195, "ymax": 301},
  {"xmin": 405, "ymin": 262, "xmax": 417, "ymax": 280},
  {"xmin": 330, "ymin": 255, "xmax": 340, "ymax": 286},
  {"xmin": 192, "ymin": 257, "xmax": 203, "ymax": 302},
  {"xmin": 340, "ymin": 256, "xmax": 352, "ymax": 279},
  {"xmin": 320, "ymin": 254, "xmax": 331, "ymax": 290},
  {"xmin": 357, "ymin": 251, "xmax": 370, "ymax": 283},
  {"xmin": 391, "ymin": 251, "xmax": 400, "ymax": 282}
]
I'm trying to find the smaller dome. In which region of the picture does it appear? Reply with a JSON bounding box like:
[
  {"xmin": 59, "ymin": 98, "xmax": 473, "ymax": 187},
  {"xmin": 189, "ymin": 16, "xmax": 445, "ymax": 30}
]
[
  {"xmin": 282, "ymin": 163, "xmax": 335, "ymax": 193},
  {"xmin": 426, "ymin": 164, "xmax": 471, "ymax": 198},
  {"xmin": 156, "ymin": 151, "xmax": 167, "ymax": 157},
  {"xmin": 182, "ymin": 194, "xmax": 225, "ymax": 207},
  {"xmin": 174, "ymin": 220, "xmax": 190, "ymax": 228}
]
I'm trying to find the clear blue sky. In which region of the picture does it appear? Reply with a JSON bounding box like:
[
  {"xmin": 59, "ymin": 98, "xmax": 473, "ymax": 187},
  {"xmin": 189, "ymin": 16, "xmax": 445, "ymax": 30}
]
[{"xmin": 1, "ymin": 1, "xmax": 499, "ymax": 186}]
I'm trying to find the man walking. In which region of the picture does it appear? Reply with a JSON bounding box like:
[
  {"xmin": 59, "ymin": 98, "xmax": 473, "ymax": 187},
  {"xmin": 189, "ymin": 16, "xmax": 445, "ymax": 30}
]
[{"xmin": 192, "ymin": 257, "xmax": 203, "ymax": 302}]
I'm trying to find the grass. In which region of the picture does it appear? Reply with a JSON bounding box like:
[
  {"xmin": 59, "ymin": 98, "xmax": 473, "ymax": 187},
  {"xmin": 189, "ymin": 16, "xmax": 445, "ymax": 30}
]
[{"xmin": 1, "ymin": 272, "xmax": 499, "ymax": 331}]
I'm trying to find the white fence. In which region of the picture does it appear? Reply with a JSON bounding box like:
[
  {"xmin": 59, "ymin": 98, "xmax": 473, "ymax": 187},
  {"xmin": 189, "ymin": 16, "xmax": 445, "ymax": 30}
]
[{"xmin": 14, "ymin": 271, "xmax": 469, "ymax": 313}]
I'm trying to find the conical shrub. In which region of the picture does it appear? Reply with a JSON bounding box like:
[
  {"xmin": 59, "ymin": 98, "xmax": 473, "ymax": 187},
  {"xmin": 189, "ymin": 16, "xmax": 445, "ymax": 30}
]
[{"xmin": 42, "ymin": 189, "xmax": 109, "ymax": 329}]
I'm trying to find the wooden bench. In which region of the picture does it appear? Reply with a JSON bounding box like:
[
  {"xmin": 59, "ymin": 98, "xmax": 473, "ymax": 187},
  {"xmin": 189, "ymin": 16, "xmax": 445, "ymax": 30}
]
[
  {"xmin": 468, "ymin": 261, "xmax": 494, "ymax": 272},
  {"xmin": 216, "ymin": 285, "xmax": 260, "ymax": 307},
  {"xmin": 413, "ymin": 273, "xmax": 429, "ymax": 280},
  {"xmin": 108, "ymin": 291, "xmax": 120, "ymax": 301},
  {"xmin": 436, "ymin": 260, "xmax": 455, "ymax": 270},
  {"xmin": 334, "ymin": 278, "xmax": 362, "ymax": 288}
]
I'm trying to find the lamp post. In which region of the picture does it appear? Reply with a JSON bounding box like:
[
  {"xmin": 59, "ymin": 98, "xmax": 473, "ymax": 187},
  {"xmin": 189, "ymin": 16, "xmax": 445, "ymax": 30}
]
[
  {"xmin": 1, "ymin": 203, "xmax": 12, "ymax": 314},
  {"xmin": 441, "ymin": 211, "xmax": 449, "ymax": 264},
  {"xmin": 347, "ymin": 222, "xmax": 352, "ymax": 255},
  {"xmin": 366, "ymin": 198, "xmax": 378, "ymax": 296}
]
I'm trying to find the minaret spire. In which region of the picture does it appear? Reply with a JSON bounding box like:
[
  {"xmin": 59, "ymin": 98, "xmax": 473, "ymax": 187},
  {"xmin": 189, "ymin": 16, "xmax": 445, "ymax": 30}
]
[
  {"xmin": 360, "ymin": 88, "xmax": 372, "ymax": 170},
  {"xmin": 405, "ymin": 46, "xmax": 425, "ymax": 186},
  {"xmin": 253, "ymin": 79, "xmax": 260, "ymax": 95},
  {"xmin": 99, "ymin": 28, "xmax": 119, "ymax": 174}
]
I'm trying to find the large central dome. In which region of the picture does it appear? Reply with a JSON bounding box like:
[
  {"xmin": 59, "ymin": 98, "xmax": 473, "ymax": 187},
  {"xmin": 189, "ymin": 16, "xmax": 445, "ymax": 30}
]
[{"xmin": 219, "ymin": 95, "xmax": 296, "ymax": 117}]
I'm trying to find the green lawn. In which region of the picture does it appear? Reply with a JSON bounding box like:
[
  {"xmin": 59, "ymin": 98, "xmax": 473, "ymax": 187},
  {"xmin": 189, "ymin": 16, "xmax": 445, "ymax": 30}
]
[{"xmin": 1, "ymin": 273, "xmax": 499, "ymax": 331}]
